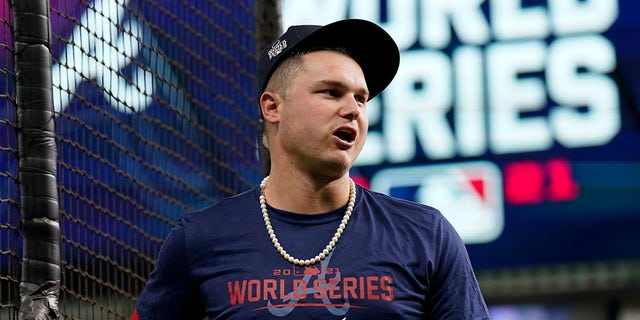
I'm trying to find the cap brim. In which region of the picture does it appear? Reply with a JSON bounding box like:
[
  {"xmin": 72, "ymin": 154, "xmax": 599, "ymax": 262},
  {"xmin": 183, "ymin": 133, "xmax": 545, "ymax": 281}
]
[{"xmin": 284, "ymin": 19, "xmax": 399, "ymax": 101}]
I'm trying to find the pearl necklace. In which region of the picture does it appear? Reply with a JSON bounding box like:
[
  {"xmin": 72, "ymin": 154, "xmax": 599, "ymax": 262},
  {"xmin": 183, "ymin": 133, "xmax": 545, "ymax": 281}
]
[{"xmin": 259, "ymin": 176, "xmax": 356, "ymax": 266}]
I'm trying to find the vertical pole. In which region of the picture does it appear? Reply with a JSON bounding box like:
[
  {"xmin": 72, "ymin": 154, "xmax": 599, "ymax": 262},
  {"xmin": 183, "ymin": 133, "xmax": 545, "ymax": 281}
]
[
  {"xmin": 12, "ymin": 0, "xmax": 60, "ymax": 319},
  {"xmin": 255, "ymin": 0, "xmax": 282, "ymax": 177}
]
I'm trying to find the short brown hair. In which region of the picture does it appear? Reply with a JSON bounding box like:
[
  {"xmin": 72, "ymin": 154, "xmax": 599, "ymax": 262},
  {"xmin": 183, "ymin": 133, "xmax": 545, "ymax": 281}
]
[
  {"xmin": 263, "ymin": 52, "xmax": 305, "ymax": 98},
  {"xmin": 263, "ymin": 47, "xmax": 350, "ymax": 98}
]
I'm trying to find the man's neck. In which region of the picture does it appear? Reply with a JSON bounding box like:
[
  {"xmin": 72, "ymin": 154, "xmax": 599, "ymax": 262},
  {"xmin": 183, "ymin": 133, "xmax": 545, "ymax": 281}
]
[{"xmin": 261, "ymin": 173, "xmax": 352, "ymax": 214}]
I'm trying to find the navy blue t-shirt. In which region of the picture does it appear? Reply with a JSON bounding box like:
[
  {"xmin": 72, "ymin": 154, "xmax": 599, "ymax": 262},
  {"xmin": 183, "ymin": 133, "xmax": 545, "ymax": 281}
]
[{"xmin": 135, "ymin": 185, "xmax": 489, "ymax": 319}]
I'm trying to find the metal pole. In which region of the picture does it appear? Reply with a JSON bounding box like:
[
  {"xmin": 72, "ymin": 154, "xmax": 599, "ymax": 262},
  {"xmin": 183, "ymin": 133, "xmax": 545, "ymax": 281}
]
[
  {"xmin": 12, "ymin": 0, "xmax": 60, "ymax": 318},
  {"xmin": 255, "ymin": 0, "xmax": 282, "ymax": 177}
]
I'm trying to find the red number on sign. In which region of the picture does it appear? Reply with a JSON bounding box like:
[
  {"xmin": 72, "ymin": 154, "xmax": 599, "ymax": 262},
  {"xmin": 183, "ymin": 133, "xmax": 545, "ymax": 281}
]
[{"xmin": 505, "ymin": 158, "xmax": 579, "ymax": 205}]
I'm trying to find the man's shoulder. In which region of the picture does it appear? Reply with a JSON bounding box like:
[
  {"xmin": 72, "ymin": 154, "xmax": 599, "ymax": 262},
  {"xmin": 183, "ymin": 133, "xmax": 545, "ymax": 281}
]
[
  {"xmin": 179, "ymin": 186, "xmax": 259, "ymax": 224},
  {"xmin": 359, "ymin": 185, "xmax": 441, "ymax": 215}
]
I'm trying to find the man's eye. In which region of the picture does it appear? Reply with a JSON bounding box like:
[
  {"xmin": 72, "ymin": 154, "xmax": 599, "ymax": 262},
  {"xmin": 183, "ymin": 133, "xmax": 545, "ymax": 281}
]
[{"xmin": 319, "ymin": 89, "xmax": 339, "ymax": 97}]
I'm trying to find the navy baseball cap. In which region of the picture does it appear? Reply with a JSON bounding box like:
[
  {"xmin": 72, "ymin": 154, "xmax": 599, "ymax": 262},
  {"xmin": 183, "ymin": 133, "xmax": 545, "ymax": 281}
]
[{"xmin": 257, "ymin": 19, "xmax": 400, "ymax": 102}]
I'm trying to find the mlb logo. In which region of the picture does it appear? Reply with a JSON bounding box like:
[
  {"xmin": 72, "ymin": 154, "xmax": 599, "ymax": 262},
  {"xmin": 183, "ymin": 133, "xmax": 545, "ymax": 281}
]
[{"xmin": 370, "ymin": 161, "xmax": 504, "ymax": 244}]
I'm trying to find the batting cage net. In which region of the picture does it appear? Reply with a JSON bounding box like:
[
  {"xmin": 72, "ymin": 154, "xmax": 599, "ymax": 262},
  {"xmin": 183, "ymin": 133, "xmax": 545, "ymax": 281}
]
[
  {"xmin": 0, "ymin": 0, "xmax": 280, "ymax": 319},
  {"xmin": 1, "ymin": 2, "xmax": 19, "ymax": 319}
]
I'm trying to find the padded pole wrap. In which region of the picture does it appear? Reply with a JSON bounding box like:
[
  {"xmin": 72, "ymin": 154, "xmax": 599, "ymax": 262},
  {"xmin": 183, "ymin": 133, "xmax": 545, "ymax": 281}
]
[{"xmin": 12, "ymin": 0, "xmax": 61, "ymax": 319}]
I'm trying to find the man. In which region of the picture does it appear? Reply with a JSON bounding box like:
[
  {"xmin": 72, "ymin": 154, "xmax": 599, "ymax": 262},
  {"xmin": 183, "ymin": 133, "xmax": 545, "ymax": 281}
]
[{"xmin": 133, "ymin": 19, "xmax": 490, "ymax": 319}]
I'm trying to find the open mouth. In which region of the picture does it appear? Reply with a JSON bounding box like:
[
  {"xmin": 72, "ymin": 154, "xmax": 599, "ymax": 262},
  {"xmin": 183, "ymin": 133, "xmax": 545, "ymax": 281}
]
[{"xmin": 333, "ymin": 128, "xmax": 356, "ymax": 143}]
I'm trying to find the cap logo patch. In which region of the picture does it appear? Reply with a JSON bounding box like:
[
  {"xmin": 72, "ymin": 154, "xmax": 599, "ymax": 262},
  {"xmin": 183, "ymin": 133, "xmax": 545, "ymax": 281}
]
[{"xmin": 268, "ymin": 39, "xmax": 287, "ymax": 60}]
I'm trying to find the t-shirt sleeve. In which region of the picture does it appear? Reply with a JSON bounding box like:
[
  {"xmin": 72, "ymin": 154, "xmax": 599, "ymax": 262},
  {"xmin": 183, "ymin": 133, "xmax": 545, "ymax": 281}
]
[
  {"xmin": 424, "ymin": 214, "xmax": 490, "ymax": 319},
  {"xmin": 134, "ymin": 218, "xmax": 205, "ymax": 320}
]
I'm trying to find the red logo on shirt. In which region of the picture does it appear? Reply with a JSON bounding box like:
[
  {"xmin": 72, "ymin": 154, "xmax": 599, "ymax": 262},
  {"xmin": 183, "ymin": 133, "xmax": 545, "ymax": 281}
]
[{"xmin": 226, "ymin": 253, "xmax": 394, "ymax": 317}]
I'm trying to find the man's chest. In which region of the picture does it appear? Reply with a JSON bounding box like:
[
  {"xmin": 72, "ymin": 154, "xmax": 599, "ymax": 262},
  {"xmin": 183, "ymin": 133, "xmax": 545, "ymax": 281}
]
[{"xmin": 195, "ymin": 247, "xmax": 427, "ymax": 319}]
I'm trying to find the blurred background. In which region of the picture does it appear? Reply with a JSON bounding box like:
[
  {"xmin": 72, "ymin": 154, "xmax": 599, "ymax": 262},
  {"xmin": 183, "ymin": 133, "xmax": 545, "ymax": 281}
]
[
  {"xmin": 0, "ymin": 0, "xmax": 638, "ymax": 319},
  {"xmin": 283, "ymin": 0, "xmax": 640, "ymax": 319}
]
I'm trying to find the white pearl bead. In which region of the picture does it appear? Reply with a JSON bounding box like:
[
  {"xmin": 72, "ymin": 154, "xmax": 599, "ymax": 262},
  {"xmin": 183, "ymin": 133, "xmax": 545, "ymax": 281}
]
[{"xmin": 260, "ymin": 177, "xmax": 355, "ymax": 266}]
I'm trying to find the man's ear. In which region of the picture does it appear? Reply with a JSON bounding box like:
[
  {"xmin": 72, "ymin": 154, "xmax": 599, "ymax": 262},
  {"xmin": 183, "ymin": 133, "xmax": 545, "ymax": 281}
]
[{"xmin": 259, "ymin": 91, "xmax": 281, "ymax": 124}]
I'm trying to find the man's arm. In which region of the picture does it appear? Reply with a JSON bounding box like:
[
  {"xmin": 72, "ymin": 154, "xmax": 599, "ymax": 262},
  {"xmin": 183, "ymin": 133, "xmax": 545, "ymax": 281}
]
[
  {"xmin": 132, "ymin": 220, "xmax": 205, "ymax": 320},
  {"xmin": 424, "ymin": 214, "xmax": 490, "ymax": 319}
]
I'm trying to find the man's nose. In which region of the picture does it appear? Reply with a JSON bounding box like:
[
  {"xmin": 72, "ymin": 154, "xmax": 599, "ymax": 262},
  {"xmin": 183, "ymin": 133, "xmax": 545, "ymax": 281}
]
[{"xmin": 341, "ymin": 95, "xmax": 361, "ymax": 120}]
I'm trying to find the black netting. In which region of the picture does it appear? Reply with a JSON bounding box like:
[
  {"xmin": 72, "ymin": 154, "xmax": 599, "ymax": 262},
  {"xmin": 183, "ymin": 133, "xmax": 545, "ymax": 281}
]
[
  {"xmin": 0, "ymin": 2, "xmax": 19, "ymax": 318},
  {"xmin": 1, "ymin": 0, "xmax": 270, "ymax": 319}
]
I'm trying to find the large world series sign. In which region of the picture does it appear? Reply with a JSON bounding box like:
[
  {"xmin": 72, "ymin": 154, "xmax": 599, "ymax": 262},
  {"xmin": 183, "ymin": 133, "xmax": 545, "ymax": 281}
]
[{"xmin": 283, "ymin": 0, "xmax": 640, "ymax": 270}]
